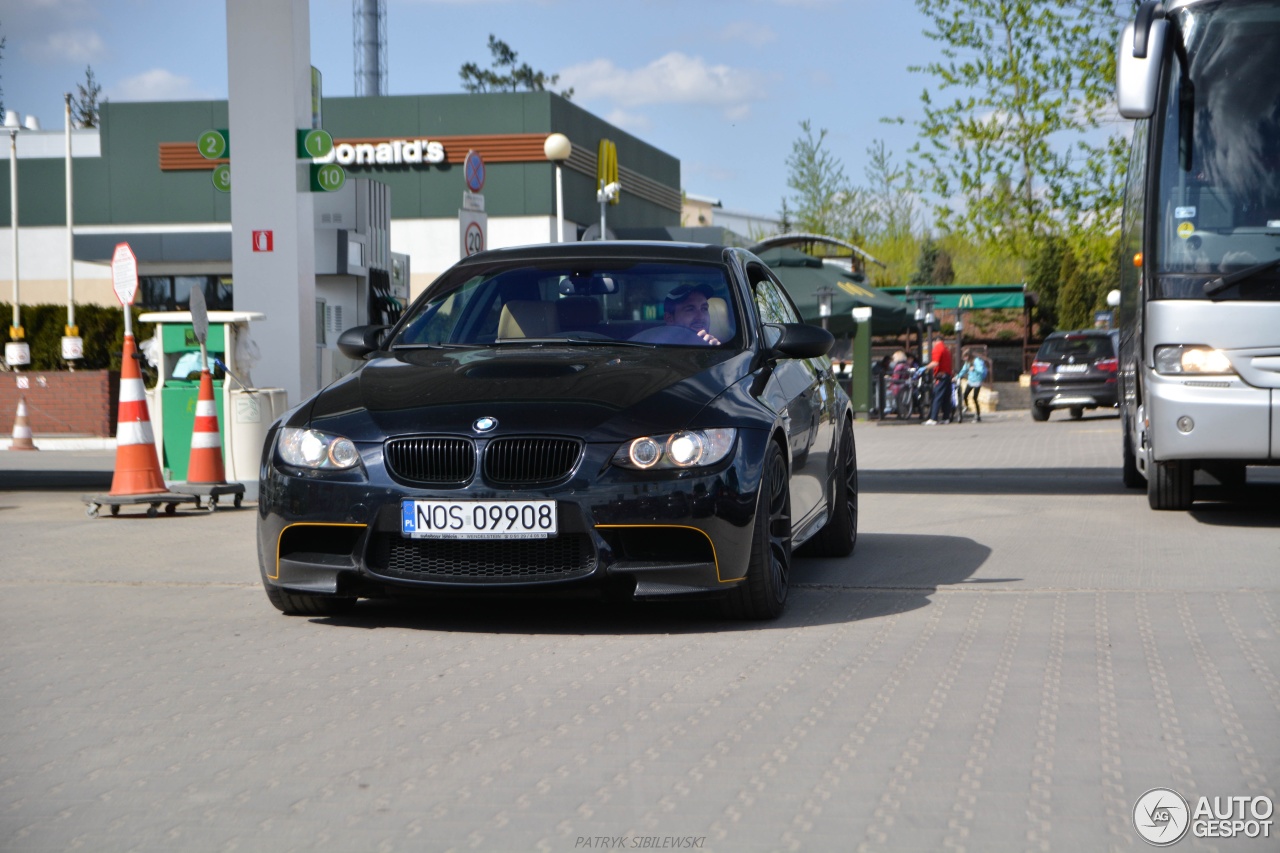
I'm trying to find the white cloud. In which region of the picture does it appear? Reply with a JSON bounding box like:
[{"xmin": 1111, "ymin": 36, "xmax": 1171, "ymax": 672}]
[
  {"xmin": 23, "ymin": 29, "xmax": 107, "ymax": 64},
  {"xmin": 111, "ymin": 69, "xmax": 210, "ymax": 102},
  {"xmin": 559, "ymin": 52, "xmax": 764, "ymax": 115}
]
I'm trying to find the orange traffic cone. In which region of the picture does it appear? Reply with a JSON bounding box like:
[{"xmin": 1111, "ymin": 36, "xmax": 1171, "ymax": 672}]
[
  {"xmin": 185, "ymin": 369, "xmax": 226, "ymax": 484},
  {"xmin": 109, "ymin": 333, "xmax": 168, "ymax": 495},
  {"xmin": 8, "ymin": 396, "xmax": 38, "ymax": 451}
]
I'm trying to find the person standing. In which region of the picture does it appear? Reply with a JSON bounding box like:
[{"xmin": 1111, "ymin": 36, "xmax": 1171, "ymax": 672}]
[
  {"xmin": 956, "ymin": 348, "xmax": 989, "ymax": 422},
  {"xmin": 922, "ymin": 332, "xmax": 954, "ymax": 425}
]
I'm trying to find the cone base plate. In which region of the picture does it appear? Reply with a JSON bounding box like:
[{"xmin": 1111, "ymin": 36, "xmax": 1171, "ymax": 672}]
[
  {"xmin": 82, "ymin": 491, "xmax": 201, "ymax": 518},
  {"xmin": 169, "ymin": 482, "xmax": 246, "ymax": 512}
]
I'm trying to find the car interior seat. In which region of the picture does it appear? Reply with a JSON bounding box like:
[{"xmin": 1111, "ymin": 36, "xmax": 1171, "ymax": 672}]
[
  {"xmin": 497, "ymin": 301, "xmax": 559, "ymax": 339},
  {"xmin": 707, "ymin": 297, "xmax": 732, "ymax": 341}
]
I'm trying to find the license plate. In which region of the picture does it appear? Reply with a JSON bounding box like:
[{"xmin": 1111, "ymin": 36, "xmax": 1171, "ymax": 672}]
[
  {"xmin": 1057, "ymin": 364, "xmax": 1088, "ymax": 373},
  {"xmin": 401, "ymin": 499, "xmax": 557, "ymax": 539}
]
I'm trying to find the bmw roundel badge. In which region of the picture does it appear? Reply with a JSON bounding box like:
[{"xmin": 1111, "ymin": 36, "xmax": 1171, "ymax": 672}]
[{"xmin": 473, "ymin": 416, "xmax": 498, "ymax": 433}]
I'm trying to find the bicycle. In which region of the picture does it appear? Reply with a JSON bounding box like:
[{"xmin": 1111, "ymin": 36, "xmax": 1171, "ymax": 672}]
[{"xmin": 894, "ymin": 366, "xmax": 933, "ymax": 421}]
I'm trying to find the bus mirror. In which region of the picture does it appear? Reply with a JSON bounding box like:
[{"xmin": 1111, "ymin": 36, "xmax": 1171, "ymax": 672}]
[
  {"xmin": 1117, "ymin": 18, "xmax": 1167, "ymax": 118},
  {"xmin": 1106, "ymin": 289, "xmax": 1121, "ymax": 308}
]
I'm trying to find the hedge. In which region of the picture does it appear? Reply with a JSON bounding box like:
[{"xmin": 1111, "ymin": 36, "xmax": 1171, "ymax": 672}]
[{"xmin": 2, "ymin": 303, "xmax": 155, "ymax": 373}]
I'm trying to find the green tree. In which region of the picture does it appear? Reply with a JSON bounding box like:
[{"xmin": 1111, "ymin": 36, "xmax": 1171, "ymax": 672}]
[
  {"xmin": 908, "ymin": 238, "xmax": 955, "ymax": 287},
  {"xmin": 862, "ymin": 138, "xmax": 918, "ymax": 241},
  {"xmin": 782, "ymin": 120, "xmax": 865, "ymax": 238},
  {"xmin": 907, "ymin": 0, "xmax": 1126, "ymax": 255},
  {"xmin": 459, "ymin": 35, "xmax": 573, "ymax": 99},
  {"xmin": 72, "ymin": 65, "xmax": 102, "ymax": 128},
  {"xmin": 1026, "ymin": 235, "xmax": 1067, "ymax": 332}
]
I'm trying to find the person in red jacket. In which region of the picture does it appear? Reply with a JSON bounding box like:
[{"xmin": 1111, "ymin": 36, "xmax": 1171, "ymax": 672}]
[{"xmin": 922, "ymin": 331, "xmax": 954, "ymax": 424}]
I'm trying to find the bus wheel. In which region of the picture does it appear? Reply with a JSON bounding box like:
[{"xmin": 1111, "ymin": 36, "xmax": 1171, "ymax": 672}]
[
  {"xmin": 1148, "ymin": 458, "xmax": 1193, "ymax": 510},
  {"xmin": 1122, "ymin": 415, "xmax": 1143, "ymax": 489}
]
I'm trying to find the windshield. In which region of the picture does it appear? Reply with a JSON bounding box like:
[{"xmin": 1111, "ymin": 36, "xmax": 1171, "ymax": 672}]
[
  {"xmin": 1153, "ymin": 0, "xmax": 1280, "ymax": 300},
  {"xmin": 392, "ymin": 259, "xmax": 741, "ymax": 349}
]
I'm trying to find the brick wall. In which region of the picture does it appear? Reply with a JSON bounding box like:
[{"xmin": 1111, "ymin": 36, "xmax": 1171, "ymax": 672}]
[{"xmin": 1, "ymin": 371, "xmax": 120, "ymax": 436}]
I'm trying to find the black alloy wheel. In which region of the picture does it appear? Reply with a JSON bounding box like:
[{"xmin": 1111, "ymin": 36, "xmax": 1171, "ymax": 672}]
[
  {"xmin": 725, "ymin": 441, "xmax": 792, "ymax": 620},
  {"xmin": 799, "ymin": 422, "xmax": 858, "ymax": 558}
]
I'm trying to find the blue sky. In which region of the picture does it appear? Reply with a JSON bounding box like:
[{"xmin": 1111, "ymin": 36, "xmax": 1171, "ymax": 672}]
[{"xmin": 5, "ymin": 0, "xmax": 960, "ymax": 218}]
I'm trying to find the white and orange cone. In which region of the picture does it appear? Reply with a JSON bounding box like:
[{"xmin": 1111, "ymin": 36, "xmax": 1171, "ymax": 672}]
[
  {"xmin": 185, "ymin": 369, "xmax": 226, "ymax": 484},
  {"xmin": 8, "ymin": 397, "xmax": 38, "ymax": 451},
  {"xmin": 109, "ymin": 333, "xmax": 168, "ymax": 495}
]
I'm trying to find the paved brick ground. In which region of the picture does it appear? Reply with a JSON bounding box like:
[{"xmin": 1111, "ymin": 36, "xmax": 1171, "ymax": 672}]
[{"xmin": 1, "ymin": 410, "xmax": 1277, "ymax": 852}]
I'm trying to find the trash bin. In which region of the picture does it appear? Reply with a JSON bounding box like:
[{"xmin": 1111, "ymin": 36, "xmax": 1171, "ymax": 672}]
[{"xmin": 139, "ymin": 310, "xmax": 278, "ymax": 496}]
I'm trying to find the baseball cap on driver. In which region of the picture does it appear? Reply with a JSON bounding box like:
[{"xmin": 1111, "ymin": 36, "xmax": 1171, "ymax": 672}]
[{"xmin": 664, "ymin": 282, "xmax": 714, "ymax": 313}]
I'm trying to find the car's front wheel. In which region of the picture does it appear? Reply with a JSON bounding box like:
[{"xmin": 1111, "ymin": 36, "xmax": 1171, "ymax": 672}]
[
  {"xmin": 264, "ymin": 584, "xmax": 358, "ymax": 616},
  {"xmin": 798, "ymin": 422, "xmax": 857, "ymax": 558},
  {"xmin": 724, "ymin": 441, "xmax": 792, "ymax": 620}
]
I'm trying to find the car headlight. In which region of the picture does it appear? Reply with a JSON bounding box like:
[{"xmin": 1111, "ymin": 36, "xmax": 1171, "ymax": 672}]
[
  {"xmin": 277, "ymin": 428, "xmax": 361, "ymax": 470},
  {"xmin": 612, "ymin": 428, "xmax": 737, "ymax": 471},
  {"xmin": 1153, "ymin": 345, "xmax": 1236, "ymax": 375}
]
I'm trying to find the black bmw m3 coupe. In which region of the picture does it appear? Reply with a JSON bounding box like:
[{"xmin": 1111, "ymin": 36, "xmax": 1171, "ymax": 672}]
[{"xmin": 258, "ymin": 242, "xmax": 858, "ymax": 620}]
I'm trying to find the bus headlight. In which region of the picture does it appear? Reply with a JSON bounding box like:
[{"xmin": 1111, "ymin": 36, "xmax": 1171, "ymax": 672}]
[{"xmin": 1153, "ymin": 345, "xmax": 1235, "ymax": 375}]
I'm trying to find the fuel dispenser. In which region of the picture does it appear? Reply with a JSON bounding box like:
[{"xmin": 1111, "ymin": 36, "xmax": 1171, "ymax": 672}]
[{"xmin": 139, "ymin": 310, "xmax": 286, "ymax": 498}]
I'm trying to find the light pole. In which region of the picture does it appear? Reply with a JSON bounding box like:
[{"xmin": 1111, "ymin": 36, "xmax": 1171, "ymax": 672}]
[
  {"xmin": 543, "ymin": 133, "xmax": 571, "ymax": 243},
  {"xmin": 6, "ymin": 122, "xmax": 30, "ymax": 369},
  {"xmin": 816, "ymin": 286, "xmax": 835, "ymax": 331},
  {"xmin": 907, "ymin": 291, "xmax": 935, "ymax": 365},
  {"xmin": 63, "ymin": 92, "xmax": 82, "ymax": 367}
]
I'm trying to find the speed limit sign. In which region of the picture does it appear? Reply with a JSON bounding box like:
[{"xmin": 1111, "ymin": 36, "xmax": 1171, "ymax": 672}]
[{"xmin": 459, "ymin": 209, "xmax": 487, "ymax": 257}]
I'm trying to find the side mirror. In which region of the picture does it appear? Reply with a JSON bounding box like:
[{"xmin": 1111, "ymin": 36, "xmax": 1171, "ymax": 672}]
[
  {"xmin": 337, "ymin": 324, "xmax": 391, "ymax": 360},
  {"xmin": 1117, "ymin": 12, "xmax": 1167, "ymax": 119},
  {"xmin": 765, "ymin": 323, "xmax": 834, "ymax": 360}
]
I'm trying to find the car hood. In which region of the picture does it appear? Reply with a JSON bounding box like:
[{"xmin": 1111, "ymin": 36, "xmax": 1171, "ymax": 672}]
[{"xmin": 301, "ymin": 345, "xmax": 754, "ymax": 442}]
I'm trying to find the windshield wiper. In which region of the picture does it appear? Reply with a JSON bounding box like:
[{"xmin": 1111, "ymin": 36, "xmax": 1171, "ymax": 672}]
[
  {"xmin": 388, "ymin": 342, "xmax": 476, "ymax": 351},
  {"xmin": 1204, "ymin": 257, "xmax": 1280, "ymax": 297},
  {"xmin": 493, "ymin": 337, "xmax": 656, "ymax": 348}
]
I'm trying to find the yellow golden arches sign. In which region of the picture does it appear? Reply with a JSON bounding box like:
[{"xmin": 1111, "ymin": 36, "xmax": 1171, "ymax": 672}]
[
  {"xmin": 837, "ymin": 280, "xmax": 875, "ymax": 298},
  {"xmin": 958, "ymin": 293, "xmax": 976, "ymax": 308},
  {"xmin": 597, "ymin": 138, "xmax": 620, "ymax": 205}
]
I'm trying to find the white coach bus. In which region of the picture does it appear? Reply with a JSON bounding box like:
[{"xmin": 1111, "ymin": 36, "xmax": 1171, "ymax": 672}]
[{"xmin": 1115, "ymin": 0, "xmax": 1280, "ymax": 509}]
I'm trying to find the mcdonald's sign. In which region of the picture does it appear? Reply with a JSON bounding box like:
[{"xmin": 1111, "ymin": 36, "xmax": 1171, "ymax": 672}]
[{"xmin": 597, "ymin": 139, "xmax": 620, "ymax": 205}]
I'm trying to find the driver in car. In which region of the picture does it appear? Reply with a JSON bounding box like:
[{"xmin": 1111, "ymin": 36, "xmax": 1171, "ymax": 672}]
[{"xmin": 630, "ymin": 283, "xmax": 722, "ymax": 345}]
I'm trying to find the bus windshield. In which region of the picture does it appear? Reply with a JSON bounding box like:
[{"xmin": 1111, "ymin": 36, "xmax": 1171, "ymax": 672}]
[{"xmin": 1153, "ymin": 0, "xmax": 1280, "ymax": 300}]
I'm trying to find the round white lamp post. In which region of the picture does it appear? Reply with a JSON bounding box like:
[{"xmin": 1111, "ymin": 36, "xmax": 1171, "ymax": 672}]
[{"xmin": 543, "ymin": 133, "xmax": 572, "ymax": 243}]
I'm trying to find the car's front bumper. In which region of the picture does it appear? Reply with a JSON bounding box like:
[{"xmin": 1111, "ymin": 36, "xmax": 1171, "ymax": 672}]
[{"xmin": 257, "ymin": 431, "xmax": 771, "ymax": 601}]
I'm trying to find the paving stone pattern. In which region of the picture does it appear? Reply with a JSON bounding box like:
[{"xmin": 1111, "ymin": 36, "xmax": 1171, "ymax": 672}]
[{"xmin": 1, "ymin": 411, "xmax": 1276, "ymax": 852}]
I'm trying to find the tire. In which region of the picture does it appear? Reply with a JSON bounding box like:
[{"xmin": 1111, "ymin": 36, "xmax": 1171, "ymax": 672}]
[
  {"xmin": 1121, "ymin": 415, "xmax": 1143, "ymax": 489},
  {"xmin": 264, "ymin": 583, "xmax": 358, "ymax": 616},
  {"xmin": 1031, "ymin": 403, "xmax": 1050, "ymax": 422},
  {"xmin": 895, "ymin": 387, "xmax": 912, "ymax": 420},
  {"xmin": 1069, "ymin": 406, "xmax": 1084, "ymax": 420},
  {"xmin": 724, "ymin": 441, "xmax": 792, "ymax": 620},
  {"xmin": 917, "ymin": 385, "xmax": 933, "ymax": 421},
  {"xmin": 798, "ymin": 422, "xmax": 858, "ymax": 558},
  {"xmin": 1148, "ymin": 458, "xmax": 1193, "ymax": 510}
]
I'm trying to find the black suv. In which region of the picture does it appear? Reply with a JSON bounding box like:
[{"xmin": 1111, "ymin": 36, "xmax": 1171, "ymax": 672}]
[{"xmin": 1029, "ymin": 330, "xmax": 1119, "ymax": 421}]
